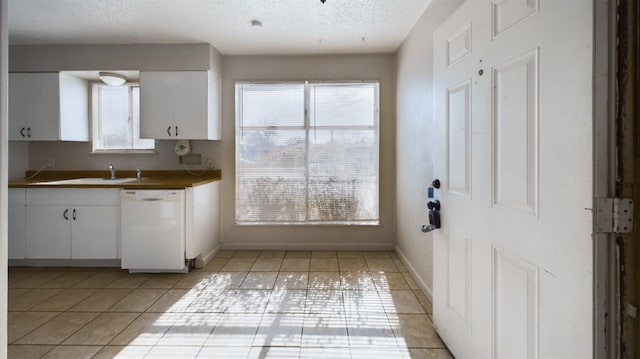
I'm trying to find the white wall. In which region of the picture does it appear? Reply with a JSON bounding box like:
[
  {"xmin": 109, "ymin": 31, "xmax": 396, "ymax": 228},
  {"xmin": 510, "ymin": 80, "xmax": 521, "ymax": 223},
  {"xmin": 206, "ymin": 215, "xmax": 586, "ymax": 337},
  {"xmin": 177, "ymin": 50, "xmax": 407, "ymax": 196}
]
[
  {"xmin": 25, "ymin": 140, "xmax": 220, "ymax": 174},
  {"xmin": 395, "ymin": 0, "xmax": 463, "ymax": 298},
  {"xmin": 221, "ymin": 55, "xmax": 396, "ymax": 250}
]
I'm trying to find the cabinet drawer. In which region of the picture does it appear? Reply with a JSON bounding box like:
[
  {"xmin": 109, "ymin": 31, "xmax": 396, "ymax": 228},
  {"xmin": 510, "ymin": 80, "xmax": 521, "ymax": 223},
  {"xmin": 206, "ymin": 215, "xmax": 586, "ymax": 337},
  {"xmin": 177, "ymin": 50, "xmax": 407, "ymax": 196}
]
[{"xmin": 27, "ymin": 188, "xmax": 119, "ymax": 205}]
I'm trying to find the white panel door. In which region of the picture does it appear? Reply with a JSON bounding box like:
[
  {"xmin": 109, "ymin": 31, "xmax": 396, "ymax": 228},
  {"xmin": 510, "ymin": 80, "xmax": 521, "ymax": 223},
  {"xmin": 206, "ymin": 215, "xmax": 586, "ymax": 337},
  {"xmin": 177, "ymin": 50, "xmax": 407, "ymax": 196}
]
[{"xmin": 433, "ymin": 1, "xmax": 593, "ymax": 358}]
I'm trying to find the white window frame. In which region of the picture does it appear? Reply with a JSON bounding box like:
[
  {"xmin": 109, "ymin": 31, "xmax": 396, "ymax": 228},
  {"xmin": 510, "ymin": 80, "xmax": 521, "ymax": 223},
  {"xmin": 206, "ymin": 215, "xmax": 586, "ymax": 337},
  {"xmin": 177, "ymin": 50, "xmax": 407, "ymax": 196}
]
[
  {"xmin": 235, "ymin": 81, "xmax": 380, "ymax": 225},
  {"xmin": 91, "ymin": 82, "xmax": 155, "ymax": 153}
]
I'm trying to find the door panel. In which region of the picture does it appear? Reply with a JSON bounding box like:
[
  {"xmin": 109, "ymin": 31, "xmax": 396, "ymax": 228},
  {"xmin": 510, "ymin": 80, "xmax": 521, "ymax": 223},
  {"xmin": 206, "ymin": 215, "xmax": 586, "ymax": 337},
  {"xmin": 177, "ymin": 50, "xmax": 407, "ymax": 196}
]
[
  {"xmin": 447, "ymin": 226, "xmax": 471, "ymax": 327},
  {"xmin": 447, "ymin": 23, "xmax": 472, "ymax": 67},
  {"xmin": 492, "ymin": 49, "xmax": 539, "ymax": 215},
  {"xmin": 492, "ymin": 0, "xmax": 539, "ymax": 38},
  {"xmin": 433, "ymin": 1, "xmax": 593, "ymax": 358},
  {"xmin": 492, "ymin": 247, "xmax": 539, "ymax": 359},
  {"xmin": 447, "ymin": 80, "xmax": 472, "ymax": 197}
]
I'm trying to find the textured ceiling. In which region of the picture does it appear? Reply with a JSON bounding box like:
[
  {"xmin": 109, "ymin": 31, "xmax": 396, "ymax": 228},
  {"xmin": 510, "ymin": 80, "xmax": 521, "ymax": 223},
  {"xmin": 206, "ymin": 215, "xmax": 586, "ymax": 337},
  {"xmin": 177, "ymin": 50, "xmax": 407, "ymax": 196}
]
[{"xmin": 9, "ymin": 0, "xmax": 433, "ymax": 55}]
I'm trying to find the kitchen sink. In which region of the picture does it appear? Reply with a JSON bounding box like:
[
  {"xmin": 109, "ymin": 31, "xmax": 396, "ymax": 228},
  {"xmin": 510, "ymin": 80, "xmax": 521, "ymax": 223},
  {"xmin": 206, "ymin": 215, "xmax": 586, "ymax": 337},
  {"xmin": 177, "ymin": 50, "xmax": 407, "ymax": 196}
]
[{"xmin": 36, "ymin": 177, "xmax": 139, "ymax": 185}]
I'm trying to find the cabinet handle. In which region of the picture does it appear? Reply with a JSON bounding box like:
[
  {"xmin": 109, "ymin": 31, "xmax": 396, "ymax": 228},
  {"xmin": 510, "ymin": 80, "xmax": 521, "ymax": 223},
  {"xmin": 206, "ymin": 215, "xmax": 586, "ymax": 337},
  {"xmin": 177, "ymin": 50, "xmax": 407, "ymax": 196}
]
[
  {"xmin": 175, "ymin": 126, "xmax": 179, "ymax": 136},
  {"xmin": 63, "ymin": 209, "xmax": 69, "ymax": 220},
  {"xmin": 20, "ymin": 127, "xmax": 26, "ymax": 137},
  {"xmin": 72, "ymin": 209, "xmax": 77, "ymax": 221},
  {"xmin": 167, "ymin": 126, "xmax": 172, "ymax": 136},
  {"xmin": 27, "ymin": 127, "xmax": 31, "ymax": 138}
]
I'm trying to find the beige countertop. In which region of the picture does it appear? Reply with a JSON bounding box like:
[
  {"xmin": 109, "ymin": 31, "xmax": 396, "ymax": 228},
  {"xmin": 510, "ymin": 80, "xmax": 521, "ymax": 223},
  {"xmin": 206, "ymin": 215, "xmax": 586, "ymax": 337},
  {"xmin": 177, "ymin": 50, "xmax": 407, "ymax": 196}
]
[{"xmin": 9, "ymin": 169, "xmax": 222, "ymax": 189}]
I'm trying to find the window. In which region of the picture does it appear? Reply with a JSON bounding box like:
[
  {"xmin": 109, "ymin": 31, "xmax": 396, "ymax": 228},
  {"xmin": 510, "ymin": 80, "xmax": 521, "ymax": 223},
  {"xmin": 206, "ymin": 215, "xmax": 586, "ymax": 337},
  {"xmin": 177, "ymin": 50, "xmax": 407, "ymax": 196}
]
[
  {"xmin": 91, "ymin": 83, "xmax": 154, "ymax": 152},
  {"xmin": 235, "ymin": 82, "xmax": 379, "ymax": 224}
]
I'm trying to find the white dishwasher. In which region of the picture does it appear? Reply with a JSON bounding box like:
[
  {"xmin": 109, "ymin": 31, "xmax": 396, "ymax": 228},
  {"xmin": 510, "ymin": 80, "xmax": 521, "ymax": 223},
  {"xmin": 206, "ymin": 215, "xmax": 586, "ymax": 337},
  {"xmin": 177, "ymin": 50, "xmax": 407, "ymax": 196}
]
[{"xmin": 120, "ymin": 189, "xmax": 187, "ymax": 272}]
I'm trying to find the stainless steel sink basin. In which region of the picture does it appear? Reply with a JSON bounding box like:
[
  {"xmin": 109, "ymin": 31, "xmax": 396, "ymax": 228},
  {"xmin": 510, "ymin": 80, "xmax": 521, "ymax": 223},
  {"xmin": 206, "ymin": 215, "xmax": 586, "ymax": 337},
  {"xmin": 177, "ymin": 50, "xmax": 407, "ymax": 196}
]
[{"xmin": 36, "ymin": 177, "xmax": 138, "ymax": 185}]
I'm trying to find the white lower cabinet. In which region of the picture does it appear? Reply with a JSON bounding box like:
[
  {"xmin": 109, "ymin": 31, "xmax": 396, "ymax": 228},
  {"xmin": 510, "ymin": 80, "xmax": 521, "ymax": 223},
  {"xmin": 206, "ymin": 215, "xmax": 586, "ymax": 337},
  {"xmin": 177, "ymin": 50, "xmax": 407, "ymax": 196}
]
[
  {"xmin": 25, "ymin": 188, "xmax": 119, "ymax": 260},
  {"xmin": 12, "ymin": 181, "xmax": 220, "ymax": 265},
  {"xmin": 26, "ymin": 205, "xmax": 71, "ymax": 259},
  {"xmin": 8, "ymin": 189, "xmax": 26, "ymax": 259},
  {"xmin": 72, "ymin": 206, "xmax": 119, "ymax": 259}
]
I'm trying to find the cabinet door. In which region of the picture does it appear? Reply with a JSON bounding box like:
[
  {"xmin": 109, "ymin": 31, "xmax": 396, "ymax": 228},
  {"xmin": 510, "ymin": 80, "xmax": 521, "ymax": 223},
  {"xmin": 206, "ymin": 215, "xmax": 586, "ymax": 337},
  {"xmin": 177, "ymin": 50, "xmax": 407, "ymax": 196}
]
[
  {"xmin": 208, "ymin": 72, "xmax": 222, "ymax": 140},
  {"xmin": 26, "ymin": 205, "xmax": 71, "ymax": 259},
  {"xmin": 9, "ymin": 73, "xmax": 29, "ymax": 141},
  {"xmin": 71, "ymin": 206, "xmax": 118, "ymax": 259},
  {"xmin": 58, "ymin": 73, "xmax": 89, "ymax": 141},
  {"xmin": 173, "ymin": 71, "xmax": 209, "ymax": 139},
  {"xmin": 139, "ymin": 71, "xmax": 175, "ymax": 139},
  {"xmin": 8, "ymin": 205, "xmax": 26, "ymax": 259},
  {"xmin": 9, "ymin": 73, "xmax": 88, "ymax": 142},
  {"xmin": 8, "ymin": 189, "xmax": 26, "ymax": 259},
  {"xmin": 26, "ymin": 73, "xmax": 61, "ymax": 141}
]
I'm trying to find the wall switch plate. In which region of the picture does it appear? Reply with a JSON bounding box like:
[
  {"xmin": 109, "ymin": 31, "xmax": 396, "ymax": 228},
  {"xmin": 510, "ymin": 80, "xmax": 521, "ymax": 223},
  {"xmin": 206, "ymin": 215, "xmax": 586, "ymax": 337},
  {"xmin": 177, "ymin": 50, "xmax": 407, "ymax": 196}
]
[{"xmin": 47, "ymin": 158, "xmax": 55, "ymax": 168}]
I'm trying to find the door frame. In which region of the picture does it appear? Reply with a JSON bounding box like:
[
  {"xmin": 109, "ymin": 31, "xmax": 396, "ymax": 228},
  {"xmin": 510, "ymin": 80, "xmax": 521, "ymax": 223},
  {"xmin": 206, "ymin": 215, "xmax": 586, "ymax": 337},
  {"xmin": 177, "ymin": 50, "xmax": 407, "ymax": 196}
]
[
  {"xmin": 0, "ymin": 0, "xmax": 8, "ymax": 357},
  {"xmin": 593, "ymin": 0, "xmax": 620, "ymax": 357}
]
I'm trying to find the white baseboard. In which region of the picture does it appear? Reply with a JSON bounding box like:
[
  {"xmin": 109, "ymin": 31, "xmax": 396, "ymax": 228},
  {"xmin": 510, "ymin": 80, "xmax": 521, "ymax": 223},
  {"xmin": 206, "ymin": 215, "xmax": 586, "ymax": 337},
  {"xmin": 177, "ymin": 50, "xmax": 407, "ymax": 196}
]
[
  {"xmin": 199, "ymin": 245, "xmax": 221, "ymax": 267},
  {"xmin": 395, "ymin": 247, "xmax": 433, "ymax": 302}
]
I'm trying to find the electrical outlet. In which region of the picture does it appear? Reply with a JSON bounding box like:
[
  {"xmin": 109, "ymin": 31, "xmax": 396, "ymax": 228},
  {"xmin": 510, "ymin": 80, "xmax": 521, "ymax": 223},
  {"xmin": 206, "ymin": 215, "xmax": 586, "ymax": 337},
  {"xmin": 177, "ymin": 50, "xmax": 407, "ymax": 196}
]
[
  {"xmin": 47, "ymin": 158, "xmax": 55, "ymax": 168},
  {"xmin": 206, "ymin": 159, "xmax": 215, "ymax": 168}
]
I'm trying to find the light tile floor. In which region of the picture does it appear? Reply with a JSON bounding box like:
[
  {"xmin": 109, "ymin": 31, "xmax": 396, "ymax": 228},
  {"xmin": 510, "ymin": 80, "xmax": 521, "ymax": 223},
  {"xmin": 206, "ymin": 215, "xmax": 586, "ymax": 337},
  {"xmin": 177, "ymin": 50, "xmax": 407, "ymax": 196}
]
[{"xmin": 8, "ymin": 250, "xmax": 452, "ymax": 359}]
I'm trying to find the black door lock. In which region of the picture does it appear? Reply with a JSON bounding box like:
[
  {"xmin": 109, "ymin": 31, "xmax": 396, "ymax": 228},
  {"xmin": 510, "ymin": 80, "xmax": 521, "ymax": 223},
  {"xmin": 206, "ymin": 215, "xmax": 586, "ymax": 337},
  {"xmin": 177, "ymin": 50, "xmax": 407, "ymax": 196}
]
[
  {"xmin": 421, "ymin": 200, "xmax": 442, "ymax": 233},
  {"xmin": 428, "ymin": 207, "xmax": 441, "ymax": 228}
]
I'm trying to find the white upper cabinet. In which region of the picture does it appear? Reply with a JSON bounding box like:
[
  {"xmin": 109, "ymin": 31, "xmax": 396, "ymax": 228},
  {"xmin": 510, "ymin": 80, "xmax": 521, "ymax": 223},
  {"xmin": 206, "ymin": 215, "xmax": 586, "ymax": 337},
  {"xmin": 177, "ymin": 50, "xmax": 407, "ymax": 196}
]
[
  {"xmin": 9, "ymin": 72, "xmax": 89, "ymax": 141},
  {"xmin": 139, "ymin": 71, "xmax": 221, "ymax": 140}
]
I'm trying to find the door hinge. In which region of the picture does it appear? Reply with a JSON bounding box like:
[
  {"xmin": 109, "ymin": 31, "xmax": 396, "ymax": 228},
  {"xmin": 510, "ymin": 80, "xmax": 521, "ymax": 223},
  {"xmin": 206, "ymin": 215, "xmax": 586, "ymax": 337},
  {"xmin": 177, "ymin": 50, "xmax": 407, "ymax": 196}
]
[{"xmin": 596, "ymin": 198, "xmax": 634, "ymax": 233}]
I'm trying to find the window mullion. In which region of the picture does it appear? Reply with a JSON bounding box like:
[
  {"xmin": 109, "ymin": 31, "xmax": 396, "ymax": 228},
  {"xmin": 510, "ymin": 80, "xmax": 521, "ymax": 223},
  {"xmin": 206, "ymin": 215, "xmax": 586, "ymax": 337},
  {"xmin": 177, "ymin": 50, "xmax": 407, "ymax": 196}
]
[{"xmin": 238, "ymin": 85, "xmax": 244, "ymax": 140}]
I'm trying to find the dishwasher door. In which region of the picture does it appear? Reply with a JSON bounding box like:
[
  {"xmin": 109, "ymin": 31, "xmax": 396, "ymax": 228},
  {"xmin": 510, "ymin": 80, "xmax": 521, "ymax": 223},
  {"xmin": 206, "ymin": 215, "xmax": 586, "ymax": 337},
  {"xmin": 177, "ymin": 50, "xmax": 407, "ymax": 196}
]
[{"xmin": 120, "ymin": 189, "xmax": 186, "ymax": 272}]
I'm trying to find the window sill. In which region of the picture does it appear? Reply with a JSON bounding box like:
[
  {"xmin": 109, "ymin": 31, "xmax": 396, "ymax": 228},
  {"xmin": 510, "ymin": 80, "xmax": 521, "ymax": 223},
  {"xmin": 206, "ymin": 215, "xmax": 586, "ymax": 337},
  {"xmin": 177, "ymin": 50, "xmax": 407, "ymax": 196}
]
[{"xmin": 90, "ymin": 149, "xmax": 158, "ymax": 155}]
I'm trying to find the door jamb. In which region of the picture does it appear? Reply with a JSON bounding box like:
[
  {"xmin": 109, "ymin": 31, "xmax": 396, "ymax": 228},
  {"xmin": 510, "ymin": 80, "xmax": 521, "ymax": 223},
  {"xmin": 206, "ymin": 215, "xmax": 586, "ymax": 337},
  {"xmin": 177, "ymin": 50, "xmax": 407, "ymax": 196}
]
[{"xmin": 593, "ymin": 0, "xmax": 618, "ymax": 357}]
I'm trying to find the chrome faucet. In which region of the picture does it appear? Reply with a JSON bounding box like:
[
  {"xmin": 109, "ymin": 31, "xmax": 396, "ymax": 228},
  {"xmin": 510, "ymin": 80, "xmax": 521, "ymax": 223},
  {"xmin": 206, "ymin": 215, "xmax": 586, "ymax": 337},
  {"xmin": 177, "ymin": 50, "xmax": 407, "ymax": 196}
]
[
  {"xmin": 108, "ymin": 163, "xmax": 116, "ymax": 180},
  {"xmin": 136, "ymin": 168, "xmax": 142, "ymax": 181}
]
